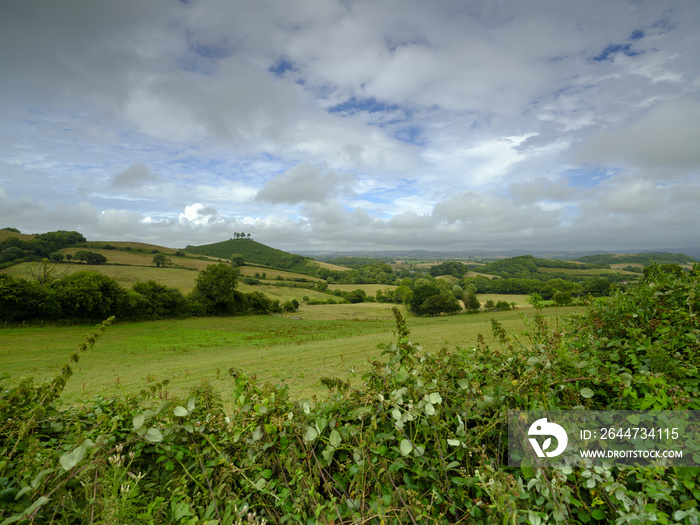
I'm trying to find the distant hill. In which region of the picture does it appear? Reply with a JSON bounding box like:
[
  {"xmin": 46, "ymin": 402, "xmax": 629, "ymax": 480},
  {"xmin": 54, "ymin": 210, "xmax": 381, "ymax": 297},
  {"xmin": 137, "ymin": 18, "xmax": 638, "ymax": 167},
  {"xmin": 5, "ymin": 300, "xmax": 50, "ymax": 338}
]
[
  {"xmin": 184, "ymin": 238, "xmax": 321, "ymax": 275},
  {"xmin": 574, "ymin": 252, "xmax": 695, "ymax": 267},
  {"xmin": 0, "ymin": 228, "xmax": 35, "ymax": 243}
]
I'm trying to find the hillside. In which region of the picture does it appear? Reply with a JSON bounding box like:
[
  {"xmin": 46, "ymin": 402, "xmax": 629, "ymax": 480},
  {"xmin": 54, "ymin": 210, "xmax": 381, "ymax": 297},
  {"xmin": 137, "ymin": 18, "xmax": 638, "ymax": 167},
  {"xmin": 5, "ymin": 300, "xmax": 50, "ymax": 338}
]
[
  {"xmin": 184, "ymin": 238, "xmax": 323, "ymax": 275},
  {"xmin": 574, "ymin": 251, "xmax": 695, "ymax": 267}
]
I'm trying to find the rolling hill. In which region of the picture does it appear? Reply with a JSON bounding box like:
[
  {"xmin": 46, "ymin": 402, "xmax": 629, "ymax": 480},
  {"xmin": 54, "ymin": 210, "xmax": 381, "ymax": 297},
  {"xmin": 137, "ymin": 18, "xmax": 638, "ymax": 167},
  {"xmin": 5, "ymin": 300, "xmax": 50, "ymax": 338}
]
[{"xmin": 184, "ymin": 238, "xmax": 323, "ymax": 275}]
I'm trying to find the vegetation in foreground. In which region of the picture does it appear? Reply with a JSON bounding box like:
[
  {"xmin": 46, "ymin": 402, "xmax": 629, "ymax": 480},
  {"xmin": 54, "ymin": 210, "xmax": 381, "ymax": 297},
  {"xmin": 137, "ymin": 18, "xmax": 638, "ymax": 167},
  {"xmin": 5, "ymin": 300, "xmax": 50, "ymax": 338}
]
[{"xmin": 1, "ymin": 264, "xmax": 698, "ymax": 523}]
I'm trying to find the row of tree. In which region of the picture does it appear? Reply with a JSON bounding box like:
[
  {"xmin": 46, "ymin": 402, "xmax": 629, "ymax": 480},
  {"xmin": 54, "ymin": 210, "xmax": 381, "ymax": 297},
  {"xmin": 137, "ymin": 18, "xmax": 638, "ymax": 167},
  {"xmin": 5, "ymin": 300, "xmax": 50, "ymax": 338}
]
[
  {"xmin": 0, "ymin": 263, "xmax": 284, "ymax": 323},
  {"xmin": 0, "ymin": 230, "xmax": 86, "ymax": 267}
]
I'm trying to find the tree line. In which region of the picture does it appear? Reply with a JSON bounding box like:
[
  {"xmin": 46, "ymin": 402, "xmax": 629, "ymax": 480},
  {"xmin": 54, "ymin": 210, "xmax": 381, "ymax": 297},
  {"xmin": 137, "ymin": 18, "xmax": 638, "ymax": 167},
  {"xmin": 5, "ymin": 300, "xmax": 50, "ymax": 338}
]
[
  {"xmin": 0, "ymin": 263, "xmax": 284, "ymax": 323},
  {"xmin": 0, "ymin": 230, "xmax": 86, "ymax": 267}
]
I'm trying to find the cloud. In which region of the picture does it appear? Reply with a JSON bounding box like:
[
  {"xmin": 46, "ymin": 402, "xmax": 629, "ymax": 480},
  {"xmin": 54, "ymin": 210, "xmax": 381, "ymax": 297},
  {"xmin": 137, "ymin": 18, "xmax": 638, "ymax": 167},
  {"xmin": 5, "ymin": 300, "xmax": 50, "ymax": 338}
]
[
  {"xmin": 110, "ymin": 163, "xmax": 158, "ymax": 188},
  {"xmin": 256, "ymin": 163, "xmax": 355, "ymax": 204},
  {"xmin": 1, "ymin": 1, "xmax": 699, "ymax": 253},
  {"xmin": 178, "ymin": 203, "xmax": 220, "ymax": 225},
  {"xmin": 578, "ymin": 99, "xmax": 700, "ymax": 173}
]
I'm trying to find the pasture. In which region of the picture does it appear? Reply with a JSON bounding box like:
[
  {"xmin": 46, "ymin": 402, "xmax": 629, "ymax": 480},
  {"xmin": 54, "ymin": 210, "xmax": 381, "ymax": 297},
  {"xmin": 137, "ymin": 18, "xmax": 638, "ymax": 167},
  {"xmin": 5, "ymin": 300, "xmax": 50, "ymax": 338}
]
[{"xmin": 0, "ymin": 304, "xmax": 579, "ymax": 408}]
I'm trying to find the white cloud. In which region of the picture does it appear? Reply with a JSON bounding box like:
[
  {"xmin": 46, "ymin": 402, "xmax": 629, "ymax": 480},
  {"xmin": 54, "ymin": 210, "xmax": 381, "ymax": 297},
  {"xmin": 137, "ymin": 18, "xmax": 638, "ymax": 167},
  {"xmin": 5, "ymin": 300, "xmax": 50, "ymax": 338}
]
[
  {"xmin": 256, "ymin": 163, "xmax": 354, "ymax": 204},
  {"xmin": 1, "ymin": 0, "xmax": 699, "ymax": 252}
]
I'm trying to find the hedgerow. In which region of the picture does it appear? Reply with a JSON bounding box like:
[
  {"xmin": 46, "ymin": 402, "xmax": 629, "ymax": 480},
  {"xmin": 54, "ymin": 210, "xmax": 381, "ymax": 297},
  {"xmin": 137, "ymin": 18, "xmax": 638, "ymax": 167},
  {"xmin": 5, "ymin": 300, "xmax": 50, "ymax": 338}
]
[{"xmin": 1, "ymin": 265, "xmax": 699, "ymax": 523}]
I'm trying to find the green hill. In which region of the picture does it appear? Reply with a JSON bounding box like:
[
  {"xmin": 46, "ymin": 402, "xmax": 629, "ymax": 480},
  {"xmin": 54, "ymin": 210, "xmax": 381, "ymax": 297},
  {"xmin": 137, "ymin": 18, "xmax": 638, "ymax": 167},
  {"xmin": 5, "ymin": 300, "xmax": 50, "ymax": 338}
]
[
  {"xmin": 574, "ymin": 252, "xmax": 695, "ymax": 267},
  {"xmin": 184, "ymin": 238, "xmax": 320, "ymax": 275}
]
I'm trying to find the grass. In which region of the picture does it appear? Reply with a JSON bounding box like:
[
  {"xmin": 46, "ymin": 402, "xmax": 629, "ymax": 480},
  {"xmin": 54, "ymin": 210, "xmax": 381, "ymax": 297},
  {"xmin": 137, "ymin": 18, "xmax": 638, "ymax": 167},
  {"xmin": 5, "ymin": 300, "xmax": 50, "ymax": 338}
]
[
  {"xmin": 2, "ymin": 262, "xmax": 202, "ymax": 293},
  {"xmin": 1, "ymin": 305, "xmax": 580, "ymax": 408}
]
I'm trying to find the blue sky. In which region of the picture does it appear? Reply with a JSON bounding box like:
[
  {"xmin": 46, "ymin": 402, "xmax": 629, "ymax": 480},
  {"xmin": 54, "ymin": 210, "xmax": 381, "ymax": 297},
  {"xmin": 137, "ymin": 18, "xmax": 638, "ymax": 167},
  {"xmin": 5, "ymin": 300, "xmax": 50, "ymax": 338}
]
[{"xmin": 1, "ymin": 0, "xmax": 699, "ymax": 252}]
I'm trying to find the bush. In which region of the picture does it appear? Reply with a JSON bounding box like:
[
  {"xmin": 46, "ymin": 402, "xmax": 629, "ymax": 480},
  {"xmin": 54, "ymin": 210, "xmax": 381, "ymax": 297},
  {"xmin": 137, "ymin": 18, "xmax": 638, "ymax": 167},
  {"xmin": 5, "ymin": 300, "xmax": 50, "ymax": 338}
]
[
  {"xmin": 73, "ymin": 250, "xmax": 107, "ymax": 265},
  {"xmin": 51, "ymin": 271, "xmax": 124, "ymax": 320},
  {"xmin": 131, "ymin": 281, "xmax": 189, "ymax": 319},
  {"xmin": 0, "ymin": 274, "xmax": 60, "ymax": 321}
]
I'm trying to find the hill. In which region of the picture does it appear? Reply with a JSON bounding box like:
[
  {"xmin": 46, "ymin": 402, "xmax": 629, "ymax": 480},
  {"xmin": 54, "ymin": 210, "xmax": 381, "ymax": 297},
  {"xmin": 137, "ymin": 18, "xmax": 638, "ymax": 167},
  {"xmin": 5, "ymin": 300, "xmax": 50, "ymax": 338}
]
[
  {"xmin": 184, "ymin": 238, "xmax": 323, "ymax": 276},
  {"xmin": 574, "ymin": 251, "xmax": 695, "ymax": 267}
]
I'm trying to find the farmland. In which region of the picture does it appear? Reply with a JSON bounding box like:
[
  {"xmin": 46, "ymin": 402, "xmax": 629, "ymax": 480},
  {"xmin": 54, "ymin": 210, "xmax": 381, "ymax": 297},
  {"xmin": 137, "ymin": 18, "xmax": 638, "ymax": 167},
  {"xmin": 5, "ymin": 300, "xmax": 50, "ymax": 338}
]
[
  {"xmin": 1, "ymin": 231, "xmax": 698, "ymax": 523},
  {"xmin": 0, "ymin": 300, "xmax": 579, "ymax": 406}
]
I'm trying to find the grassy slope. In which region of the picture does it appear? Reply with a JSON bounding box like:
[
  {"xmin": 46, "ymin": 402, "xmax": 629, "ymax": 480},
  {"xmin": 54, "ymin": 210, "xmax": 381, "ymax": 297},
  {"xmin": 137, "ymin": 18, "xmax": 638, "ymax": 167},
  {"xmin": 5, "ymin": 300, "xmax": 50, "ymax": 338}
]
[
  {"xmin": 186, "ymin": 238, "xmax": 294, "ymax": 263},
  {"xmin": 0, "ymin": 230, "xmax": 35, "ymax": 243},
  {"xmin": 0, "ymin": 305, "xmax": 579, "ymax": 406}
]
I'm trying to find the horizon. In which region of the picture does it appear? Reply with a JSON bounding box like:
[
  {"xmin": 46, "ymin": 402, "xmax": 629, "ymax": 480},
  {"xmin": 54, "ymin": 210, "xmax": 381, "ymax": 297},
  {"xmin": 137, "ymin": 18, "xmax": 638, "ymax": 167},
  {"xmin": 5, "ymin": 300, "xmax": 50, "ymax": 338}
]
[{"xmin": 1, "ymin": 1, "xmax": 699, "ymax": 253}]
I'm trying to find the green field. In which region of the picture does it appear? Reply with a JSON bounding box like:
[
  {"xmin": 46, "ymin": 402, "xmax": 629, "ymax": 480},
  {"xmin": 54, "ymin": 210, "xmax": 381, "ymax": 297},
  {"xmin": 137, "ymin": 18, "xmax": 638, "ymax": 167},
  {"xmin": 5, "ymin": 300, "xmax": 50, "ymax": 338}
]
[{"xmin": 0, "ymin": 304, "xmax": 579, "ymax": 408}]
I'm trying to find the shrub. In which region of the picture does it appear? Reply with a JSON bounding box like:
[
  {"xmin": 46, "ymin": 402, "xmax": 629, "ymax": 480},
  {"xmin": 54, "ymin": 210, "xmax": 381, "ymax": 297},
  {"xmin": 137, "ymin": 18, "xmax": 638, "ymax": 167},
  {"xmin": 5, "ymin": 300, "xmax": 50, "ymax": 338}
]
[{"xmin": 51, "ymin": 271, "xmax": 124, "ymax": 320}]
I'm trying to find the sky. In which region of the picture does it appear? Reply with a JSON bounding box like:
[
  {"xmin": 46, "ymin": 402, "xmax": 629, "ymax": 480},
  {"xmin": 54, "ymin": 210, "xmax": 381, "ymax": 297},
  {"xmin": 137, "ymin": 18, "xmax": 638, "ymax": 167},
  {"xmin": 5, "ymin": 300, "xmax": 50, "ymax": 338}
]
[{"xmin": 1, "ymin": 0, "xmax": 699, "ymax": 253}]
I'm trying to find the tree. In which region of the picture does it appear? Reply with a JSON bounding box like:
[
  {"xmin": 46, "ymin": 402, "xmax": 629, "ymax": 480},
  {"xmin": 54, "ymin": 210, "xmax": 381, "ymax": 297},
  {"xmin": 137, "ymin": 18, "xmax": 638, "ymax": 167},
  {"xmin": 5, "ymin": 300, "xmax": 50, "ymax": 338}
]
[
  {"xmin": 464, "ymin": 292, "xmax": 481, "ymax": 311},
  {"xmin": 153, "ymin": 253, "xmax": 173, "ymax": 267},
  {"xmin": 51, "ymin": 271, "xmax": 124, "ymax": 319},
  {"xmin": 29, "ymin": 258, "xmax": 66, "ymax": 286},
  {"xmin": 0, "ymin": 274, "xmax": 60, "ymax": 321},
  {"xmin": 420, "ymin": 294, "xmax": 461, "ymax": 315},
  {"xmin": 74, "ymin": 250, "xmax": 107, "ymax": 265},
  {"xmin": 192, "ymin": 263, "xmax": 239, "ymax": 315},
  {"xmin": 231, "ymin": 255, "xmax": 245, "ymax": 267},
  {"xmin": 132, "ymin": 280, "xmax": 188, "ymax": 319}
]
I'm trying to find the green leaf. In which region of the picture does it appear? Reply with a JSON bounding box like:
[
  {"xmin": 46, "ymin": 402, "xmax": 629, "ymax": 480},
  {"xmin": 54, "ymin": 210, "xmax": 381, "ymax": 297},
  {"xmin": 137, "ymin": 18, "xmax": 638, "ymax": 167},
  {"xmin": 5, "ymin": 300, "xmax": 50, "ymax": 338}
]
[
  {"xmin": 59, "ymin": 443, "xmax": 87, "ymax": 471},
  {"xmin": 457, "ymin": 379, "xmax": 469, "ymax": 390},
  {"xmin": 155, "ymin": 400, "xmax": 171, "ymax": 415},
  {"xmin": 173, "ymin": 406, "xmax": 189, "ymax": 417},
  {"xmin": 447, "ymin": 438, "xmax": 461, "ymax": 446},
  {"xmin": 428, "ymin": 392, "xmax": 442, "ymax": 404},
  {"xmin": 132, "ymin": 413, "xmax": 145, "ymax": 430},
  {"xmin": 186, "ymin": 396, "xmax": 196, "ymax": 413},
  {"xmin": 580, "ymin": 387, "xmax": 595, "ymax": 399},
  {"xmin": 399, "ymin": 439, "xmax": 413, "ymax": 456},
  {"xmin": 305, "ymin": 425, "xmax": 318, "ymax": 442},
  {"xmin": 424, "ymin": 403, "xmax": 435, "ymax": 416},
  {"xmin": 145, "ymin": 428, "xmax": 163, "ymax": 443},
  {"xmin": 329, "ymin": 429, "xmax": 342, "ymax": 448}
]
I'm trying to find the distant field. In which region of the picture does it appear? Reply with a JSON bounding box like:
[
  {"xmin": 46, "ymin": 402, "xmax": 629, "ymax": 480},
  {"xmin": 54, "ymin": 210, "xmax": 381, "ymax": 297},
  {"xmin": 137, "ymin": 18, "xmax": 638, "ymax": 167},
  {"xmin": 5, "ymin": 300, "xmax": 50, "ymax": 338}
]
[
  {"xmin": 1, "ymin": 261, "xmax": 202, "ymax": 292},
  {"xmin": 537, "ymin": 267, "xmax": 635, "ymax": 276},
  {"xmin": 237, "ymin": 265, "xmax": 324, "ymax": 282},
  {"xmin": 0, "ymin": 230, "xmax": 34, "ymax": 243},
  {"xmin": 329, "ymin": 283, "xmax": 398, "ymax": 295},
  {"xmin": 0, "ymin": 305, "xmax": 579, "ymax": 406},
  {"xmin": 84, "ymin": 241, "xmax": 179, "ymax": 253},
  {"xmin": 477, "ymin": 294, "xmax": 533, "ymax": 307}
]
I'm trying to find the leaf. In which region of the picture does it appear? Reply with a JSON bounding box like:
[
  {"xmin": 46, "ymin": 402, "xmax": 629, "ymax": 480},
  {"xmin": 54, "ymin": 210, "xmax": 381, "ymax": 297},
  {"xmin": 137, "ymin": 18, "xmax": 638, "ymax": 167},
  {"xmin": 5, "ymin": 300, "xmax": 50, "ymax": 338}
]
[
  {"xmin": 155, "ymin": 400, "xmax": 171, "ymax": 415},
  {"xmin": 173, "ymin": 406, "xmax": 189, "ymax": 417},
  {"xmin": 428, "ymin": 392, "xmax": 442, "ymax": 404},
  {"xmin": 252, "ymin": 425, "xmax": 264, "ymax": 441},
  {"xmin": 132, "ymin": 413, "xmax": 146, "ymax": 430},
  {"xmin": 399, "ymin": 439, "xmax": 413, "ymax": 456},
  {"xmin": 329, "ymin": 429, "xmax": 342, "ymax": 448},
  {"xmin": 59, "ymin": 443, "xmax": 87, "ymax": 471},
  {"xmin": 457, "ymin": 379, "xmax": 469, "ymax": 390},
  {"xmin": 186, "ymin": 396, "xmax": 196, "ymax": 413},
  {"xmin": 424, "ymin": 403, "xmax": 435, "ymax": 416},
  {"xmin": 580, "ymin": 387, "xmax": 595, "ymax": 399},
  {"xmin": 132, "ymin": 410, "xmax": 154, "ymax": 430},
  {"xmin": 447, "ymin": 438, "xmax": 460, "ymax": 446},
  {"xmin": 145, "ymin": 428, "xmax": 163, "ymax": 443},
  {"xmin": 305, "ymin": 425, "xmax": 318, "ymax": 442}
]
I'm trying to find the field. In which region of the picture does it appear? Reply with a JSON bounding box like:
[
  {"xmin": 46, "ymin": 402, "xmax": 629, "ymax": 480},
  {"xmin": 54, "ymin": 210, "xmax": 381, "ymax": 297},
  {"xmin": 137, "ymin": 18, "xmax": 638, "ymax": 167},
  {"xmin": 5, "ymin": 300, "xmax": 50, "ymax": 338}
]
[{"xmin": 0, "ymin": 304, "xmax": 579, "ymax": 408}]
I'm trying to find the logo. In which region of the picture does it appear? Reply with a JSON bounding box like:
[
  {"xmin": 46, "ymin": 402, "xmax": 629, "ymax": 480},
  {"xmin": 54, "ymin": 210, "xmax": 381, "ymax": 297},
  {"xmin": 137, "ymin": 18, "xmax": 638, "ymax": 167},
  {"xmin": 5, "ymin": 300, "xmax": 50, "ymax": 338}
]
[{"xmin": 528, "ymin": 418, "xmax": 568, "ymax": 458}]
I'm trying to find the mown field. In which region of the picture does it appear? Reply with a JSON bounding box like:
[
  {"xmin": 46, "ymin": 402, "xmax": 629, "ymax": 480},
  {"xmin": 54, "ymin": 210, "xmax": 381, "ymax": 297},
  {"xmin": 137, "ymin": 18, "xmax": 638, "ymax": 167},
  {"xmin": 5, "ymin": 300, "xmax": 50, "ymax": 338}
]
[{"xmin": 0, "ymin": 304, "xmax": 579, "ymax": 408}]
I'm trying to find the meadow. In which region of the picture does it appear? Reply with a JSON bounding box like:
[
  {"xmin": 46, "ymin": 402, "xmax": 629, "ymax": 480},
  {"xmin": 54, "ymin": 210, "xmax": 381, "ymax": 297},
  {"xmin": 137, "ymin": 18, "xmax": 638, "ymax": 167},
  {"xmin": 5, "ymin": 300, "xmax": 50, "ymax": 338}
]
[{"xmin": 0, "ymin": 303, "xmax": 578, "ymax": 408}]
